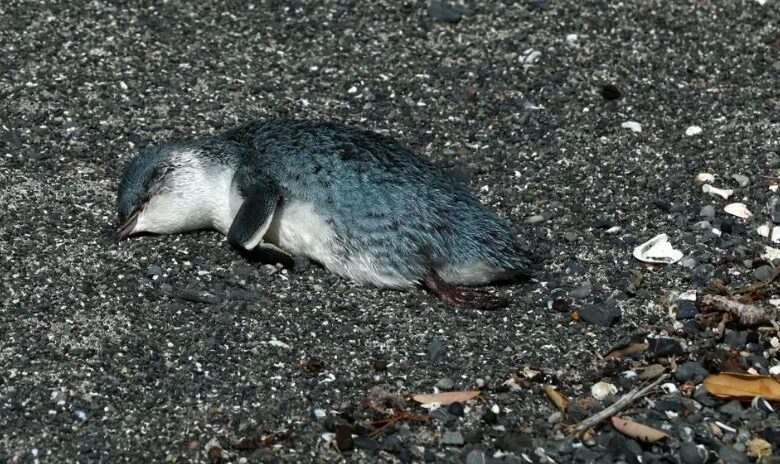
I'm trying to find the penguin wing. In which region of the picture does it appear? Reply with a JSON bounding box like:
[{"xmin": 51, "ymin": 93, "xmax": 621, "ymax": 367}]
[{"xmin": 228, "ymin": 175, "xmax": 281, "ymax": 250}]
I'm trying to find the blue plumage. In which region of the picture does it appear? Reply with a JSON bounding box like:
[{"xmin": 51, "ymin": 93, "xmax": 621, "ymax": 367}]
[{"xmin": 117, "ymin": 119, "xmax": 531, "ymax": 308}]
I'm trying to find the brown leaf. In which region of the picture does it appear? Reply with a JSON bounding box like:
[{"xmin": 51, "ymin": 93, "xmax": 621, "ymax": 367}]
[
  {"xmin": 605, "ymin": 342, "xmax": 648, "ymax": 360},
  {"xmin": 703, "ymin": 372, "xmax": 780, "ymax": 401},
  {"xmin": 611, "ymin": 416, "xmax": 668, "ymax": 443},
  {"xmin": 544, "ymin": 385, "xmax": 570, "ymax": 412},
  {"xmin": 412, "ymin": 390, "xmax": 480, "ymax": 405}
]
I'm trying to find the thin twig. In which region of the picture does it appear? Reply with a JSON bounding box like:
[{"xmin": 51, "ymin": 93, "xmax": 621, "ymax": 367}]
[{"xmin": 573, "ymin": 374, "xmax": 668, "ymax": 434}]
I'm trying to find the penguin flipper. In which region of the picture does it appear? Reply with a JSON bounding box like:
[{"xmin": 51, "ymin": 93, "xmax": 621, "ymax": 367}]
[{"xmin": 228, "ymin": 177, "xmax": 281, "ymax": 250}]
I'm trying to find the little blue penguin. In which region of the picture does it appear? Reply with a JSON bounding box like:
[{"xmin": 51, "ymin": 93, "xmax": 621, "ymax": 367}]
[{"xmin": 116, "ymin": 119, "xmax": 531, "ymax": 308}]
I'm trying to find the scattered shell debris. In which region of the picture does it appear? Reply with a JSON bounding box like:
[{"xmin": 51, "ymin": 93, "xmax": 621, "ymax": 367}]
[
  {"xmin": 633, "ymin": 234, "xmax": 684, "ymax": 264},
  {"xmin": 695, "ymin": 173, "xmax": 715, "ymax": 183}
]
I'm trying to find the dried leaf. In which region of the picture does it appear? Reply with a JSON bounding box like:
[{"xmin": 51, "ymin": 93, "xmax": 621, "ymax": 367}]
[
  {"xmin": 703, "ymin": 372, "xmax": 780, "ymax": 401},
  {"xmin": 544, "ymin": 385, "xmax": 570, "ymax": 412},
  {"xmin": 611, "ymin": 416, "xmax": 668, "ymax": 443},
  {"xmin": 605, "ymin": 343, "xmax": 649, "ymax": 360},
  {"xmin": 412, "ymin": 390, "xmax": 480, "ymax": 405}
]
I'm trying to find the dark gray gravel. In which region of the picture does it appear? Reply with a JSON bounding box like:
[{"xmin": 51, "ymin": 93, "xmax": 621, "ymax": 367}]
[{"xmin": 2, "ymin": 0, "xmax": 780, "ymax": 462}]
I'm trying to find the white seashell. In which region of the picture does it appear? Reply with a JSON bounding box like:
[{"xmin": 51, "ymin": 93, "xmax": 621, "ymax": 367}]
[
  {"xmin": 661, "ymin": 383, "xmax": 678, "ymax": 394},
  {"xmin": 770, "ymin": 365, "xmax": 780, "ymax": 376},
  {"xmin": 621, "ymin": 121, "xmax": 642, "ymax": 133},
  {"xmin": 591, "ymin": 381, "xmax": 618, "ymax": 400},
  {"xmin": 685, "ymin": 125, "xmax": 703, "ymax": 136},
  {"xmin": 566, "ymin": 33, "xmax": 578, "ymax": 45},
  {"xmin": 758, "ymin": 224, "xmax": 771, "ymax": 238},
  {"xmin": 702, "ymin": 184, "xmax": 734, "ymax": 199},
  {"xmin": 633, "ymin": 233, "xmax": 683, "ymax": 264},
  {"xmin": 773, "ymin": 227, "xmax": 780, "ymax": 244},
  {"xmin": 695, "ymin": 173, "xmax": 715, "ymax": 183},
  {"xmin": 762, "ymin": 246, "xmax": 780, "ymax": 262},
  {"xmin": 723, "ymin": 203, "xmax": 752, "ymax": 219},
  {"xmin": 771, "ymin": 185, "xmax": 779, "ymax": 192}
]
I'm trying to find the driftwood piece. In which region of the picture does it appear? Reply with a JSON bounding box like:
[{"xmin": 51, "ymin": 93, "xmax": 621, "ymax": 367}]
[{"xmin": 700, "ymin": 294, "xmax": 778, "ymax": 326}]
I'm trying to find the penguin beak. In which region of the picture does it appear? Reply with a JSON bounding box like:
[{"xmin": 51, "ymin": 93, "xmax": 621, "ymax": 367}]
[{"xmin": 115, "ymin": 209, "xmax": 140, "ymax": 241}]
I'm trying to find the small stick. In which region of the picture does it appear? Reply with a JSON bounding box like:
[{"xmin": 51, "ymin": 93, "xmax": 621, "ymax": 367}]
[
  {"xmin": 573, "ymin": 374, "xmax": 668, "ymax": 434},
  {"xmin": 700, "ymin": 294, "xmax": 778, "ymax": 326}
]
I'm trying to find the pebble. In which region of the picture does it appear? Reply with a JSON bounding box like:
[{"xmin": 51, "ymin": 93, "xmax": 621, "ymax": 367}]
[
  {"xmin": 570, "ymin": 285, "xmax": 592, "ymax": 299},
  {"xmin": 699, "ymin": 205, "xmax": 716, "ymax": 220},
  {"xmin": 441, "ymin": 431, "xmax": 464, "ymax": 446},
  {"xmin": 773, "ymin": 203, "xmax": 780, "ymax": 224},
  {"xmin": 648, "ymin": 337, "xmax": 684, "ymax": 357},
  {"xmin": 573, "ymin": 446, "xmax": 600, "ymax": 462},
  {"xmin": 686, "ymin": 125, "xmax": 703, "ymax": 136},
  {"xmin": 447, "ymin": 402, "xmax": 464, "ymax": 417},
  {"xmin": 718, "ymin": 446, "xmax": 750, "ymax": 463},
  {"xmin": 621, "ymin": 121, "xmax": 642, "ymax": 133},
  {"xmin": 564, "ymin": 231, "xmax": 578, "ymax": 242},
  {"xmin": 719, "ymin": 400, "xmax": 744, "ymax": 418},
  {"xmin": 497, "ymin": 431, "xmax": 533, "ymax": 454},
  {"xmin": 579, "ymin": 303, "xmax": 621, "ymax": 327},
  {"xmin": 732, "ymin": 174, "xmax": 750, "ymax": 187},
  {"xmin": 436, "ymin": 378, "xmax": 455, "ymax": 390},
  {"xmin": 353, "ymin": 436, "xmax": 380, "ymax": 451},
  {"xmin": 525, "ymin": 214, "xmax": 545, "ymax": 224},
  {"xmin": 675, "ymin": 361, "xmax": 710, "ymax": 383},
  {"xmin": 466, "ymin": 450, "xmax": 487, "ymax": 464},
  {"xmin": 427, "ymin": 339, "xmax": 447, "ymax": 362},
  {"xmin": 600, "ymin": 84, "xmax": 622, "ymax": 100},
  {"xmin": 640, "ymin": 364, "xmax": 666, "ymax": 380},
  {"xmin": 146, "ymin": 265, "xmax": 163, "ymax": 276},
  {"xmin": 754, "ymin": 265, "xmax": 775, "ymax": 281},
  {"xmin": 724, "ymin": 330, "xmax": 748, "ymax": 349},
  {"xmin": 678, "ymin": 442, "xmax": 708, "ymax": 464},
  {"xmin": 675, "ymin": 299, "xmax": 699, "ymax": 320},
  {"xmin": 427, "ymin": 0, "xmax": 472, "ymax": 23}
]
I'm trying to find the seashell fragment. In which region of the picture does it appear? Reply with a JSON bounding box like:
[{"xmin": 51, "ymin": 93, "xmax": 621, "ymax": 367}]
[
  {"xmin": 695, "ymin": 173, "xmax": 715, "ymax": 183},
  {"xmin": 723, "ymin": 203, "xmax": 752, "ymax": 219},
  {"xmin": 633, "ymin": 234, "xmax": 683, "ymax": 264},
  {"xmin": 702, "ymin": 184, "xmax": 733, "ymax": 199},
  {"xmin": 685, "ymin": 125, "xmax": 703, "ymax": 136},
  {"xmin": 621, "ymin": 121, "xmax": 642, "ymax": 133},
  {"xmin": 591, "ymin": 381, "xmax": 618, "ymax": 400}
]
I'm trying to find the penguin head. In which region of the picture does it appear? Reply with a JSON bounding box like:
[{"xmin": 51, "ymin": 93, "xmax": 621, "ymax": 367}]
[{"xmin": 116, "ymin": 143, "xmax": 215, "ymax": 240}]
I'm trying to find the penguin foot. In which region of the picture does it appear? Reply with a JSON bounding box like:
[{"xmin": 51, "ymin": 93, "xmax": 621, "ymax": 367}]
[{"xmin": 424, "ymin": 273, "xmax": 508, "ymax": 310}]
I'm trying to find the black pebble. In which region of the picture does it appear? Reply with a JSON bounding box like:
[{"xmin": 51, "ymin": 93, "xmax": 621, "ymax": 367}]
[
  {"xmin": 579, "ymin": 302, "xmax": 621, "ymax": 327},
  {"xmin": 600, "ymin": 84, "xmax": 622, "ymax": 100},
  {"xmin": 447, "ymin": 402, "xmax": 464, "ymax": 417}
]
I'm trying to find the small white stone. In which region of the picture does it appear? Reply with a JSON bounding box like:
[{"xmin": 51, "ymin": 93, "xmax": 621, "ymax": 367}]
[
  {"xmin": 702, "ymin": 184, "xmax": 734, "ymax": 199},
  {"xmin": 347, "ymin": 86, "xmax": 358, "ymax": 94},
  {"xmin": 314, "ymin": 408, "xmax": 327, "ymax": 418},
  {"xmin": 591, "ymin": 381, "xmax": 618, "ymax": 400},
  {"xmin": 758, "ymin": 224, "xmax": 771, "ymax": 238},
  {"xmin": 621, "ymin": 121, "xmax": 642, "ymax": 133},
  {"xmin": 773, "ymin": 227, "xmax": 780, "ymax": 244},
  {"xmin": 605, "ymin": 226, "xmax": 621, "ymax": 234},
  {"xmin": 695, "ymin": 173, "xmax": 715, "ymax": 183},
  {"xmin": 491, "ymin": 404, "xmax": 500, "ymax": 414},
  {"xmin": 565, "ymin": 33, "xmax": 578, "ymax": 45},
  {"xmin": 685, "ymin": 125, "xmax": 702, "ymax": 136}
]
